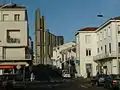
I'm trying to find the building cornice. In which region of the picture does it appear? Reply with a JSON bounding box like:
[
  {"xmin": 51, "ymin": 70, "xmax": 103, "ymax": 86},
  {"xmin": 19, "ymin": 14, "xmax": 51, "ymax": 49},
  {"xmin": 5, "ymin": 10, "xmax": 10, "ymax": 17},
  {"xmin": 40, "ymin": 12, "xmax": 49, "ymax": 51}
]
[
  {"xmin": 0, "ymin": 8, "xmax": 26, "ymax": 11},
  {"xmin": 96, "ymin": 20, "xmax": 120, "ymax": 32},
  {"xmin": 75, "ymin": 31, "xmax": 96, "ymax": 36}
]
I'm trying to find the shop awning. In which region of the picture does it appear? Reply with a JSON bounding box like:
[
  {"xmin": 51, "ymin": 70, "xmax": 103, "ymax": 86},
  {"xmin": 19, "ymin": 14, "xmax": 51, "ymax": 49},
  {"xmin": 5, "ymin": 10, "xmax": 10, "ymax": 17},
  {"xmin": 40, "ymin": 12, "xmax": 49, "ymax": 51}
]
[
  {"xmin": 0, "ymin": 62, "xmax": 29, "ymax": 69},
  {"xmin": 0, "ymin": 65, "xmax": 15, "ymax": 69}
]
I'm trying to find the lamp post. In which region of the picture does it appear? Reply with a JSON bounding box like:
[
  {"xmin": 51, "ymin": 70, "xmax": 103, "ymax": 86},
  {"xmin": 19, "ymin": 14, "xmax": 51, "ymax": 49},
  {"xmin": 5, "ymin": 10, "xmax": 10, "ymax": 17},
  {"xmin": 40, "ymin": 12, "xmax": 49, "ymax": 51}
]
[{"xmin": 97, "ymin": 15, "xmax": 119, "ymax": 74}]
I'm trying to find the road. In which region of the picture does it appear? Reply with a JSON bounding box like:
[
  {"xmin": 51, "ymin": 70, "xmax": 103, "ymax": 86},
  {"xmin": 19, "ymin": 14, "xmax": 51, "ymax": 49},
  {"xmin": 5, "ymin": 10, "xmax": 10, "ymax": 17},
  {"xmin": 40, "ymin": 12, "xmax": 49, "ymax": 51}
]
[
  {"xmin": 58, "ymin": 79, "xmax": 107, "ymax": 90},
  {"xmin": 0, "ymin": 79, "xmax": 107, "ymax": 90},
  {"xmin": 26, "ymin": 79, "xmax": 107, "ymax": 90},
  {"xmin": 77, "ymin": 83, "xmax": 107, "ymax": 90}
]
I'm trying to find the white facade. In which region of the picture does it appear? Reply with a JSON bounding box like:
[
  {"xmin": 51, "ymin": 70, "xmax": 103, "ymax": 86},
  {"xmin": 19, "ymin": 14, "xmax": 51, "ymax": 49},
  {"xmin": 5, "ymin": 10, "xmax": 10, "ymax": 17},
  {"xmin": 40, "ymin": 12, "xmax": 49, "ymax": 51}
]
[
  {"xmin": 51, "ymin": 42, "xmax": 76, "ymax": 69},
  {"xmin": 75, "ymin": 28, "xmax": 98, "ymax": 78},
  {"xmin": 0, "ymin": 3, "xmax": 31, "ymax": 68},
  {"xmin": 93, "ymin": 18, "xmax": 120, "ymax": 75}
]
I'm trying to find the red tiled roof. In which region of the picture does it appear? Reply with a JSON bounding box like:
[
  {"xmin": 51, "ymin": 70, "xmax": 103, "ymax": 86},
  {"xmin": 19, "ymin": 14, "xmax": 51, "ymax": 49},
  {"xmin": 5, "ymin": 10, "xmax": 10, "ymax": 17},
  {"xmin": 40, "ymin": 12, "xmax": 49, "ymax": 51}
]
[{"xmin": 78, "ymin": 27, "xmax": 98, "ymax": 31}]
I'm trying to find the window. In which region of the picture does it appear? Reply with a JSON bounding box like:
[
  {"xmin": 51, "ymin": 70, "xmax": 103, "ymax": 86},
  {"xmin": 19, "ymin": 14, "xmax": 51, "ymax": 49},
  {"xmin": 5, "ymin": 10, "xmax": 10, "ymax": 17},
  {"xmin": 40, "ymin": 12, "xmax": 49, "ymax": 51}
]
[
  {"xmin": 3, "ymin": 47, "xmax": 6, "ymax": 60},
  {"xmin": 3, "ymin": 14, "xmax": 9, "ymax": 21},
  {"xmin": 118, "ymin": 25, "xmax": 120, "ymax": 34},
  {"xmin": 86, "ymin": 49, "xmax": 91, "ymax": 56},
  {"xmin": 7, "ymin": 30, "xmax": 20, "ymax": 43},
  {"xmin": 109, "ymin": 43, "xmax": 111, "ymax": 53},
  {"xmin": 97, "ymin": 48, "xmax": 99, "ymax": 53},
  {"xmin": 104, "ymin": 30, "xmax": 106, "ymax": 38},
  {"xmin": 118, "ymin": 43, "xmax": 120, "ymax": 53},
  {"xmin": 14, "ymin": 14, "xmax": 20, "ymax": 21},
  {"xmin": 108, "ymin": 27, "xmax": 111, "ymax": 36},
  {"xmin": 101, "ymin": 46, "xmax": 103, "ymax": 51},
  {"xmin": 62, "ymin": 54, "xmax": 64, "ymax": 61},
  {"xmin": 105, "ymin": 45, "xmax": 107, "ymax": 53},
  {"xmin": 85, "ymin": 35, "xmax": 91, "ymax": 44}
]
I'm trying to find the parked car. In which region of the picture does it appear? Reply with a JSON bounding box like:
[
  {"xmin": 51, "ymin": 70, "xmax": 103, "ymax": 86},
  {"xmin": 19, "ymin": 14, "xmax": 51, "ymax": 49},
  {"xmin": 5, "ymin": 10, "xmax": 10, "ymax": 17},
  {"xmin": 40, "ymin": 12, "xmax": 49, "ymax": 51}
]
[
  {"xmin": 104, "ymin": 74, "xmax": 120, "ymax": 90},
  {"xmin": 91, "ymin": 74, "xmax": 108, "ymax": 86},
  {"xmin": 62, "ymin": 70, "xmax": 71, "ymax": 79}
]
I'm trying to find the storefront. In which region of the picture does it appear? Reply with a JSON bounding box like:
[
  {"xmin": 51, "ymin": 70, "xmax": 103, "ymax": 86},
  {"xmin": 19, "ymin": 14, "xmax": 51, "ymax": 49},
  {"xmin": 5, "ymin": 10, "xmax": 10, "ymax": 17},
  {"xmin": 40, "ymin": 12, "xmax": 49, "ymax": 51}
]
[
  {"xmin": 0, "ymin": 62, "xmax": 29, "ymax": 75},
  {"xmin": 0, "ymin": 65, "xmax": 16, "ymax": 75}
]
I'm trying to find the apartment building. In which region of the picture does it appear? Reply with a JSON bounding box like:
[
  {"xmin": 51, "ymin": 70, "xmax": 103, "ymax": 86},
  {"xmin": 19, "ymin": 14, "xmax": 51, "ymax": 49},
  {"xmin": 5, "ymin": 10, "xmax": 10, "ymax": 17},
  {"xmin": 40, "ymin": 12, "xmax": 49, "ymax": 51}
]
[
  {"xmin": 0, "ymin": 3, "xmax": 31, "ymax": 74},
  {"xmin": 34, "ymin": 8, "xmax": 64, "ymax": 65},
  {"xmin": 93, "ymin": 16, "xmax": 120, "ymax": 75},
  {"xmin": 75, "ymin": 27, "xmax": 98, "ymax": 78},
  {"xmin": 52, "ymin": 41, "xmax": 76, "ymax": 69}
]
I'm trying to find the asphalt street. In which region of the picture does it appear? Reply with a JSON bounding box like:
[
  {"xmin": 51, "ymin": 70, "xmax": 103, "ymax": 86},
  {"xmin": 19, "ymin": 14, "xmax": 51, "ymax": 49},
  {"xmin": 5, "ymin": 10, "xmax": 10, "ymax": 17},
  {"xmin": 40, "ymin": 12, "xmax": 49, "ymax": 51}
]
[
  {"xmin": 0, "ymin": 79, "xmax": 107, "ymax": 90},
  {"xmin": 26, "ymin": 79, "xmax": 107, "ymax": 90},
  {"xmin": 60, "ymin": 79, "xmax": 107, "ymax": 90}
]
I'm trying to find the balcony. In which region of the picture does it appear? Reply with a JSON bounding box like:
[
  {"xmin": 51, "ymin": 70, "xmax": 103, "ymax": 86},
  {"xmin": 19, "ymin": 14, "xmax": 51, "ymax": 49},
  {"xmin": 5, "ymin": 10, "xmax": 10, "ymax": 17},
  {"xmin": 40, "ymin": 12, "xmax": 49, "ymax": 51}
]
[
  {"xmin": 0, "ymin": 54, "xmax": 32, "ymax": 61},
  {"xmin": 93, "ymin": 51, "xmax": 120, "ymax": 61}
]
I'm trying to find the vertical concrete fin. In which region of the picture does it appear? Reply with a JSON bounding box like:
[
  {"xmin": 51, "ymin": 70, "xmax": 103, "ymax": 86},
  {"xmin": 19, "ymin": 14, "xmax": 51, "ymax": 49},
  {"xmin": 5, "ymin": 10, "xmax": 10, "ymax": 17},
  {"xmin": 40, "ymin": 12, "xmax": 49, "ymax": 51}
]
[
  {"xmin": 41, "ymin": 16, "xmax": 46, "ymax": 31},
  {"xmin": 41, "ymin": 16, "xmax": 46, "ymax": 64},
  {"xmin": 35, "ymin": 8, "xmax": 41, "ymax": 64},
  {"xmin": 35, "ymin": 8, "xmax": 41, "ymax": 30}
]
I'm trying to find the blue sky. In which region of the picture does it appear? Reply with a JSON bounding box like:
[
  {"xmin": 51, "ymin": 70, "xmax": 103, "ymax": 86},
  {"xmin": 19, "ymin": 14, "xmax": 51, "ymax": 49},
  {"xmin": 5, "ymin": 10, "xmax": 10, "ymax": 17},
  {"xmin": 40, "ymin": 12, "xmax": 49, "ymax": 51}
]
[{"xmin": 1, "ymin": 0, "xmax": 120, "ymax": 42}]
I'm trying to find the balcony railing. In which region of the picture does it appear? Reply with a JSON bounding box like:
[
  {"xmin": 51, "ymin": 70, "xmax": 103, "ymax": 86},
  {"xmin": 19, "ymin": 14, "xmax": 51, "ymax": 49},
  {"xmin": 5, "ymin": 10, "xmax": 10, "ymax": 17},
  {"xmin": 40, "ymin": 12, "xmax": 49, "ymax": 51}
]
[
  {"xmin": 93, "ymin": 51, "xmax": 120, "ymax": 61},
  {"xmin": 0, "ymin": 54, "xmax": 32, "ymax": 61},
  {"xmin": 7, "ymin": 37, "xmax": 20, "ymax": 43}
]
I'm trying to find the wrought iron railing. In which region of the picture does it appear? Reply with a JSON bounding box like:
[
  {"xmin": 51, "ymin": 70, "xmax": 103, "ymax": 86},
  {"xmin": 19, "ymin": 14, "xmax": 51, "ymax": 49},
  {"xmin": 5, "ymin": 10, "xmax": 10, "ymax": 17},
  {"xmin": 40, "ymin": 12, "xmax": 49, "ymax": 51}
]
[{"xmin": 93, "ymin": 51, "xmax": 120, "ymax": 61}]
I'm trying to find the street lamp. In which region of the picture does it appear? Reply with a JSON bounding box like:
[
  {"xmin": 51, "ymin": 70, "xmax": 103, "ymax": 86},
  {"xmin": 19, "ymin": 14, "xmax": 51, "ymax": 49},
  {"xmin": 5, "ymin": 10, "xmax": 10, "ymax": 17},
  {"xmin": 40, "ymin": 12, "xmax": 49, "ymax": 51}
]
[{"xmin": 97, "ymin": 15, "xmax": 119, "ymax": 74}]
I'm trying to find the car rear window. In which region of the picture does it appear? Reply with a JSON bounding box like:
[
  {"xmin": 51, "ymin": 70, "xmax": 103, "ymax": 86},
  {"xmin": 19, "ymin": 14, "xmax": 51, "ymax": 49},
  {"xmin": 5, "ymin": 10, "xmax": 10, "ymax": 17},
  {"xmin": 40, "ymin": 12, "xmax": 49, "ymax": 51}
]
[
  {"xmin": 98, "ymin": 74, "xmax": 108, "ymax": 77},
  {"xmin": 112, "ymin": 75, "xmax": 120, "ymax": 79}
]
